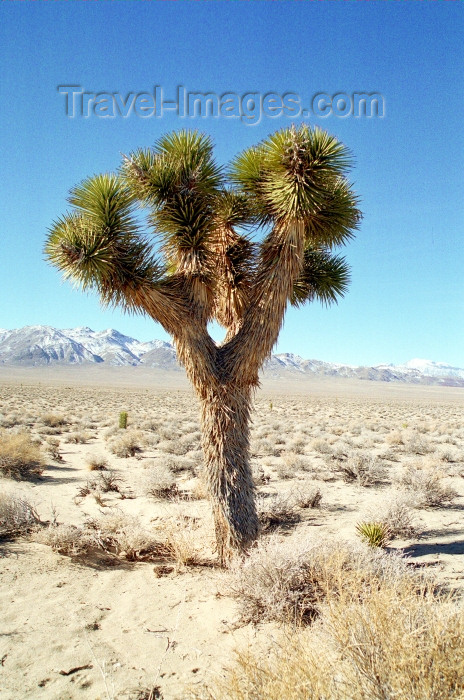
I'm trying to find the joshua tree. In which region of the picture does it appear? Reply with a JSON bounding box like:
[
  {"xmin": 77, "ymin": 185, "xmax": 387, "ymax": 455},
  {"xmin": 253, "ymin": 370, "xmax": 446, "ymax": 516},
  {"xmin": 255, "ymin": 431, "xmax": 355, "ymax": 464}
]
[{"xmin": 45, "ymin": 125, "xmax": 361, "ymax": 564}]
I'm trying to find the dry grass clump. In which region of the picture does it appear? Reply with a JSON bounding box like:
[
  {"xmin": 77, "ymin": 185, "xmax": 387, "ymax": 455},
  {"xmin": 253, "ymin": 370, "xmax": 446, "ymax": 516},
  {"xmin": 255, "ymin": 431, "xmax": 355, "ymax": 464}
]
[
  {"xmin": 142, "ymin": 462, "xmax": 178, "ymax": 499},
  {"xmin": 257, "ymin": 493, "xmax": 301, "ymax": 532},
  {"xmin": 0, "ymin": 431, "xmax": 44, "ymax": 480},
  {"xmin": 0, "ymin": 492, "xmax": 41, "ymax": 539},
  {"xmin": 332, "ymin": 451, "xmax": 387, "ymax": 486},
  {"xmin": 398, "ymin": 462, "xmax": 458, "ymax": 507},
  {"xmin": 109, "ymin": 430, "xmax": 145, "ymax": 457},
  {"xmin": 194, "ymin": 586, "xmax": 464, "ymax": 700},
  {"xmin": 227, "ymin": 535, "xmax": 418, "ymax": 627}
]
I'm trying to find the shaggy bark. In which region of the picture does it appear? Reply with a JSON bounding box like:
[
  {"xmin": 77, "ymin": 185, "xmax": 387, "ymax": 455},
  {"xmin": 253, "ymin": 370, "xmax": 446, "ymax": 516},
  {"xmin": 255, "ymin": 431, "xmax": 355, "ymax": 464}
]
[{"xmin": 198, "ymin": 382, "xmax": 259, "ymax": 565}]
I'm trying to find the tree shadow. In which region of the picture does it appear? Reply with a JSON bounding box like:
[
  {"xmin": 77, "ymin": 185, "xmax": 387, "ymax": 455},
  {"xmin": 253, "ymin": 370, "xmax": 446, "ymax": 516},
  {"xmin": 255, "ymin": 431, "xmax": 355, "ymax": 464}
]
[{"xmin": 403, "ymin": 539, "xmax": 464, "ymax": 557}]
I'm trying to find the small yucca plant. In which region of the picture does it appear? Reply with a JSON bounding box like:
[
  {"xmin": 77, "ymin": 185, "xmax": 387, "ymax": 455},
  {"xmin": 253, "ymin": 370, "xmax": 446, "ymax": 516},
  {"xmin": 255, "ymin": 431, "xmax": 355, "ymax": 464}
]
[
  {"xmin": 119, "ymin": 411, "xmax": 128, "ymax": 429},
  {"xmin": 356, "ymin": 521, "xmax": 391, "ymax": 548}
]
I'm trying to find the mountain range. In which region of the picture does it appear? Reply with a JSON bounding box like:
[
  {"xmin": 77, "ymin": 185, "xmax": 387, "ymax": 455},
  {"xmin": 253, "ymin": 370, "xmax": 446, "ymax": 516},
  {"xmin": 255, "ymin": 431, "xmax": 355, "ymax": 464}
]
[{"xmin": 0, "ymin": 325, "xmax": 463, "ymax": 387}]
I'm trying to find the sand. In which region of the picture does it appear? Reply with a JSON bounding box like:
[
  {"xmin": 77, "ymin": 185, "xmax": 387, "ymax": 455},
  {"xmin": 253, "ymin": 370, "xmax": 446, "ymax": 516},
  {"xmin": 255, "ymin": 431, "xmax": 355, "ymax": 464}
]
[{"xmin": 0, "ymin": 368, "xmax": 463, "ymax": 699}]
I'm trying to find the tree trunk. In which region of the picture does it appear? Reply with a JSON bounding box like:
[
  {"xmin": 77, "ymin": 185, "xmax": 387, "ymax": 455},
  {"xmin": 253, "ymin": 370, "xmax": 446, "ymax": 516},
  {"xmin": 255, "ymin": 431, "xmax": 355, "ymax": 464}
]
[{"xmin": 198, "ymin": 381, "xmax": 259, "ymax": 566}]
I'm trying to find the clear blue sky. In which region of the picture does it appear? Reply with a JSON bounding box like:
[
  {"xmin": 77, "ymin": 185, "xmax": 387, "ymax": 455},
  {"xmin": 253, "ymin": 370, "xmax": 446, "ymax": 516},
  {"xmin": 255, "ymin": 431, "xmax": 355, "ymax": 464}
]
[{"xmin": 1, "ymin": 2, "xmax": 463, "ymax": 367}]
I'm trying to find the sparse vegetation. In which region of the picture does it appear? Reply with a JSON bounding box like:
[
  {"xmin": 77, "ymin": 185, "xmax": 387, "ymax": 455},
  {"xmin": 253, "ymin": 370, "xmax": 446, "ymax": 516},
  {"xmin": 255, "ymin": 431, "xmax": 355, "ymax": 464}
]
[{"xmin": 0, "ymin": 380, "xmax": 463, "ymax": 700}]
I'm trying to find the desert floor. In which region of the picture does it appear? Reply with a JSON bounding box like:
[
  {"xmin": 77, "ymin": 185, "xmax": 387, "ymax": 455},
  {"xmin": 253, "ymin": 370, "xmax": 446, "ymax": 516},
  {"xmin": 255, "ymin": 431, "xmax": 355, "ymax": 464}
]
[{"xmin": 1, "ymin": 368, "xmax": 463, "ymax": 699}]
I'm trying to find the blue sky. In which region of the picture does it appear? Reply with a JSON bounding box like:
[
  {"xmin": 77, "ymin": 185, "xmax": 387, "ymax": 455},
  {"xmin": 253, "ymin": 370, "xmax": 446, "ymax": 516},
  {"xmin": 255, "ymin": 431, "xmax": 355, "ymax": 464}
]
[{"xmin": 1, "ymin": 2, "xmax": 463, "ymax": 367}]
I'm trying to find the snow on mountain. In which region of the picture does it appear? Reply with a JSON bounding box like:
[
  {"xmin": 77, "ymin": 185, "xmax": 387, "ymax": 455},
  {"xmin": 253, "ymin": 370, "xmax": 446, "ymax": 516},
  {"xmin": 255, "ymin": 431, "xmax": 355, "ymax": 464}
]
[
  {"xmin": 0, "ymin": 326, "xmax": 103, "ymax": 366},
  {"xmin": 402, "ymin": 359, "xmax": 464, "ymax": 380},
  {"xmin": 0, "ymin": 326, "xmax": 462, "ymax": 386}
]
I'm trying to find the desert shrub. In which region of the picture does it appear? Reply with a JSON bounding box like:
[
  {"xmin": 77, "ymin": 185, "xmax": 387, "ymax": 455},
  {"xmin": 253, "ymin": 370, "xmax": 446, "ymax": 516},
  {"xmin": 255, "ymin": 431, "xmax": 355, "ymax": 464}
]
[
  {"xmin": 257, "ymin": 493, "xmax": 301, "ymax": 532},
  {"xmin": 160, "ymin": 512, "xmax": 207, "ymax": 567},
  {"xmin": 311, "ymin": 439, "xmax": 333, "ymax": 454},
  {"xmin": 252, "ymin": 463, "xmax": 271, "ymax": 485},
  {"xmin": 142, "ymin": 462, "xmax": 178, "ymax": 499},
  {"xmin": 438, "ymin": 446, "xmax": 461, "ymax": 464},
  {"xmin": 356, "ymin": 521, "xmax": 391, "ymax": 548},
  {"xmin": 0, "ymin": 492, "xmax": 41, "ymax": 539},
  {"xmin": 398, "ymin": 463, "xmax": 457, "ymax": 507},
  {"xmin": 404, "ymin": 431, "xmax": 432, "ymax": 455},
  {"xmin": 87, "ymin": 511, "xmax": 167, "ymax": 560},
  {"xmin": 0, "ymin": 431, "xmax": 44, "ymax": 480},
  {"xmin": 252, "ymin": 438, "xmax": 281, "ymax": 457},
  {"xmin": 194, "ymin": 586, "xmax": 464, "ymax": 700},
  {"xmin": 86, "ymin": 453, "xmax": 108, "ymax": 471},
  {"xmin": 164, "ymin": 455, "xmax": 196, "ymax": 474},
  {"xmin": 97, "ymin": 469, "xmax": 124, "ymax": 493},
  {"xmin": 66, "ymin": 431, "xmax": 91, "ymax": 444},
  {"xmin": 333, "ymin": 452, "xmax": 387, "ymax": 486},
  {"xmin": 291, "ymin": 484, "xmax": 322, "ymax": 509},
  {"xmin": 37, "ymin": 523, "xmax": 94, "ymax": 555},
  {"xmin": 227, "ymin": 535, "xmax": 417, "ymax": 626},
  {"xmin": 386, "ymin": 429, "xmax": 405, "ymax": 446},
  {"xmin": 44, "ymin": 438, "xmax": 62, "ymax": 461},
  {"xmin": 41, "ymin": 413, "xmax": 67, "ymax": 428},
  {"xmin": 109, "ymin": 430, "xmax": 144, "ymax": 457},
  {"xmin": 364, "ymin": 491, "xmax": 419, "ymax": 539},
  {"xmin": 277, "ymin": 451, "xmax": 306, "ymax": 479}
]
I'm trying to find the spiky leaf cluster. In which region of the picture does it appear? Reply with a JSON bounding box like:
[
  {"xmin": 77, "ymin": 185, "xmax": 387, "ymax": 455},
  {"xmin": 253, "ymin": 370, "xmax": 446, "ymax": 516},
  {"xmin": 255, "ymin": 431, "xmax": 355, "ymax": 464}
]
[{"xmin": 45, "ymin": 126, "xmax": 362, "ymax": 330}]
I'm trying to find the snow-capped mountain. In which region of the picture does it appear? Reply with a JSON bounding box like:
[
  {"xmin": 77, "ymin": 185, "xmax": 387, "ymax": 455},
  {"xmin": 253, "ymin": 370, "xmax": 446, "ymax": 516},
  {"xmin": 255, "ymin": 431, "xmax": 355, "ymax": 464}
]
[{"xmin": 0, "ymin": 326, "xmax": 463, "ymax": 387}]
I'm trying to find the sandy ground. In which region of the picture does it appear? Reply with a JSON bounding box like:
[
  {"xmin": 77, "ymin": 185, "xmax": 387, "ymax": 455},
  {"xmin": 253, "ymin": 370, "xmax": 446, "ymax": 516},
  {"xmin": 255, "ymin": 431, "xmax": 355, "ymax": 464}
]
[{"xmin": 0, "ymin": 368, "xmax": 463, "ymax": 699}]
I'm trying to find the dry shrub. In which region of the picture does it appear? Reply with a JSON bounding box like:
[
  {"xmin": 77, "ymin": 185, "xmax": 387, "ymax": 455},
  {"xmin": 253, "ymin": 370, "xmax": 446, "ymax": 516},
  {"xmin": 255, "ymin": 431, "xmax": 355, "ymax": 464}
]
[
  {"xmin": 86, "ymin": 453, "xmax": 108, "ymax": 471},
  {"xmin": 333, "ymin": 452, "xmax": 387, "ymax": 486},
  {"xmin": 142, "ymin": 462, "xmax": 178, "ymax": 499},
  {"xmin": 194, "ymin": 588, "xmax": 464, "ymax": 700},
  {"xmin": 227, "ymin": 535, "xmax": 420, "ymax": 627},
  {"xmin": 291, "ymin": 483, "xmax": 323, "ymax": 509},
  {"xmin": 41, "ymin": 413, "xmax": 67, "ymax": 428},
  {"xmin": 403, "ymin": 431, "xmax": 433, "ymax": 455},
  {"xmin": 252, "ymin": 463, "xmax": 271, "ymax": 485},
  {"xmin": 37, "ymin": 523, "xmax": 93, "ymax": 555},
  {"xmin": 44, "ymin": 438, "xmax": 62, "ymax": 462},
  {"xmin": 159, "ymin": 509, "xmax": 208, "ymax": 567},
  {"xmin": 164, "ymin": 455, "xmax": 196, "ymax": 475},
  {"xmin": 109, "ymin": 430, "xmax": 144, "ymax": 458},
  {"xmin": 87, "ymin": 511, "xmax": 167, "ymax": 560},
  {"xmin": 0, "ymin": 431, "xmax": 44, "ymax": 480},
  {"xmin": 398, "ymin": 463, "xmax": 458, "ymax": 507},
  {"xmin": 257, "ymin": 493, "xmax": 301, "ymax": 532},
  {"xmin": 365, "ymin": 491, "xmax": 419, "ymax": 539},
  {"xmin": 0, "ymin": 492, "xmax": 41, "ymax": 539},
  {"xmin": 66, "ymin": 431, "xmax": 91, "ymax": 444},
  {"xmin": 276, "ymin": 451, "xmax": 306, "ymax": 479}
]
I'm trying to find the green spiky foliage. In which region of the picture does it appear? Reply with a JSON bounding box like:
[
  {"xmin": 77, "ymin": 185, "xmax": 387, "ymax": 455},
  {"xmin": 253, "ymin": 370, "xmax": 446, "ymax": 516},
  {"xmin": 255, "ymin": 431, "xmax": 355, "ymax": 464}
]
[
  {"xmin": 356, "ymin": 522, "xmax": 392, "ymax": 549},
  {"xmin": 45, "ymin": 126, "xmax": 361, "ymax": 565}
]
